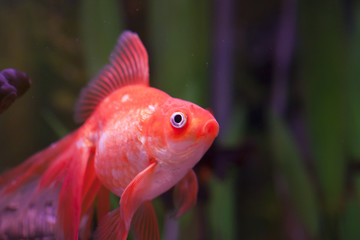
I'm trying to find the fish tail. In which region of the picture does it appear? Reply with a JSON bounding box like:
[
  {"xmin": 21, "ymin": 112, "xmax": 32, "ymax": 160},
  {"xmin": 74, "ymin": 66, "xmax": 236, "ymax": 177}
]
[
  {"xmin": 0, "ymin": 131, "xmax": 78, "ymax": 194},
  {"xmin": 56, "ymin": 140, "xmax": 93, "ymax": 240},
  {"xmin": 0, "ymin": 130, "xmax": 100, "ymax": 240},
  {"xmin": 95, "ymin": 185, "xmax": 111, "ymax": 221}
]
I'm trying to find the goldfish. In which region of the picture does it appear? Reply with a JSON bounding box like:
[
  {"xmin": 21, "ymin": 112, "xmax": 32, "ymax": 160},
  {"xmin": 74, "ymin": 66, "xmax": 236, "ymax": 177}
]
[{"xmin": 0, "ymin": 31, "xmax": 219, "ymax": 240}]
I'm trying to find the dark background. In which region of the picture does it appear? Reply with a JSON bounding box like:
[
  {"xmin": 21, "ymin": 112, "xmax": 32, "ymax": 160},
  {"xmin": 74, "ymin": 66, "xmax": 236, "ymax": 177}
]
[{"xmin": 1, "ymin": 0, "xmax": 360, "ymax": 239}]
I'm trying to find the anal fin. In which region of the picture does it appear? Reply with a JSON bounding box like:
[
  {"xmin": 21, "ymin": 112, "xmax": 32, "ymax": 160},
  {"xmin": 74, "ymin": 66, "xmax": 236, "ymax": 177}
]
[
  {"xmin": 96, "ymin": 207, "xmax": 122, "ymax": 240},
  {"xmin": 131, "ymin": 200, "xmax": 160, "ymax": 240}
]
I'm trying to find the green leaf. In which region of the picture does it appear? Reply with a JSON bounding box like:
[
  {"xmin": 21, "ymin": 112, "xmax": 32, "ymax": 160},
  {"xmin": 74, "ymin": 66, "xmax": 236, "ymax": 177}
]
[
  {"xmin": 269, "ymin": 112, "xmax": 319, "ymax": 237},
  {"xmin": 339, "ymin": 197, "xmax": 360, "ymax": 240},
  {"xmin": 42, "ymin": 109, "xmax": 69, "ymax": 138},
  {"xmin": 221, "ymin": 104, "xmax": 245, "ymax": 148},
  {"xmin": 299, "ymin": 0, "xmax": 346, "ymax": 214},
  {"xmin": 207, "ymin": 170, "xmax": 237, "ymax": 240},
  {"xmin": 109, "ymin": 192, "xmax": 119, "ymax": 210},
  {"xmin": 356, "ymin": 176, "xmax": 360, "ymax": 205},
  {"xmin": 80, "ymin": 0, "xmax": 122, "ymax": 78},
  {"xmin": 345, "ymin": 2, "xmax": 360, "ymax": 160},
  {"xmin": 148, "ymin": 0, "xmax": 210, "ymax": 106}
]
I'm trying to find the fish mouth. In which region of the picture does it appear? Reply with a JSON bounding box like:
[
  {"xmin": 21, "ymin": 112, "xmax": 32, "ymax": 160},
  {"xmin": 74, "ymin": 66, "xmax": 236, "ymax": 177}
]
[
  {"xmin": 203, "ymin": 119, "xmax": 219, "ymax": 137},
  {"xmin": 197, "ymin": 119, "xmax": 219, "ymax": 140}
]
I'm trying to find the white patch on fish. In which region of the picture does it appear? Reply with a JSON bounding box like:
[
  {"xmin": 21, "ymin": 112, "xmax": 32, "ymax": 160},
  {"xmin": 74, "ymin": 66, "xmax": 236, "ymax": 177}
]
[
  {"xmin": 121, "ymin": 94, "xmax": 130, "ymax": 102},
  {"xmin": 148, "ymin": 104, "xmax": 155, "ymax": 111}
]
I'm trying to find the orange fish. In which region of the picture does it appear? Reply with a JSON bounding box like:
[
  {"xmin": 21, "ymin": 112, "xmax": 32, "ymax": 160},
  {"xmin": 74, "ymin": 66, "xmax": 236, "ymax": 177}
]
[{"xmin": 0, "ymin": 31, "xmax": 219, "ymax": 240}]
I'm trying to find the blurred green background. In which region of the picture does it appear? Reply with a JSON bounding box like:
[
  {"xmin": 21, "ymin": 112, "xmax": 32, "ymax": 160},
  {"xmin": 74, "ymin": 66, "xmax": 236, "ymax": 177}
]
[{"xmin": 1, "ymin": 0, "xmax": 360, "ymax": 239}]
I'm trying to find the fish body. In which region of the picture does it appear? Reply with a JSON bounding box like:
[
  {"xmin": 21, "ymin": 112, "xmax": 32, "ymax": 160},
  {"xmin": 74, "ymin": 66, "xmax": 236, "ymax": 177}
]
[{"xmin": 0, "ymin": 31, "xmax": 219, "ymax": 240}]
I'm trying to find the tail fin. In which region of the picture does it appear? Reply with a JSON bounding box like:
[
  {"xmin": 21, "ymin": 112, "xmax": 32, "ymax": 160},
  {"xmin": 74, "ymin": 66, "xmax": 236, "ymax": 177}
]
[
  {"xmin": 0, "ymin": 132, "xmax": 77, "ymax": 193},
  {"xmin": 56, "ymin": 140, "xmax": 93, "ymax": 239},
  {"xmin": 0, "ymin": 130, "xmax": 100, "ymax": 239}
]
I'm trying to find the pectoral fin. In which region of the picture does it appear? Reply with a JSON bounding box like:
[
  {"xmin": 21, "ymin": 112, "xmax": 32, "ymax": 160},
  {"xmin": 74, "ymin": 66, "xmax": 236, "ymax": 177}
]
[{"xmin": 173, "ymin": 169, "xmax": 198, "ymax": 218}]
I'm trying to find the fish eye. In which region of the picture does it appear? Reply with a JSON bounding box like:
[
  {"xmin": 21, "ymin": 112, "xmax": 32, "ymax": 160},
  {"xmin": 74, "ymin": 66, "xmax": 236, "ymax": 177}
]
[{"xmin": 170, "ymin": 112, "xmax": 187, "ymax": 128}]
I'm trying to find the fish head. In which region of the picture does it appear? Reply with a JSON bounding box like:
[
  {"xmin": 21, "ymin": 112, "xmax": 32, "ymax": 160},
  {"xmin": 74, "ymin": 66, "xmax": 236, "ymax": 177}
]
[{"xmin": 144, "ymin": 97, "xmax": 219, "ymax": 169}]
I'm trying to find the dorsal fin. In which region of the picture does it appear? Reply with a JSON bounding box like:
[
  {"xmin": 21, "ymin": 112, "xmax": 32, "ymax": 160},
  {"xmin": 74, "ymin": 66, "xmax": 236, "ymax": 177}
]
[{"xmin": 75, "ymin": 31, "xmax": 149, "ymax": 123}]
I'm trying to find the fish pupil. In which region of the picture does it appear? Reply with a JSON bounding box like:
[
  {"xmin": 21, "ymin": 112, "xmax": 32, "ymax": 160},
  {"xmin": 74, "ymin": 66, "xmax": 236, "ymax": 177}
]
[{"xmin": 174, "ymin": 114, "xmax": 182, "ymax": 123}]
